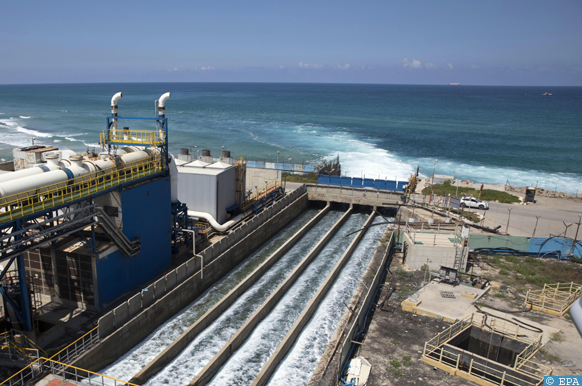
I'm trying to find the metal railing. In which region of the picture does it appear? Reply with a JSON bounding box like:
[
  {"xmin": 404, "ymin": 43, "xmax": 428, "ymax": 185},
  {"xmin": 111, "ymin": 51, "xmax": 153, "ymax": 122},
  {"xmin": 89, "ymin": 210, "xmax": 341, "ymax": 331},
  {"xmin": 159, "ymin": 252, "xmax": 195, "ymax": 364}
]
[
  {"xmin": 422, "ymin": 313, "xmax": 551, "ymax": 386},
  {"xmin": 240, "ymin": 181, "xmax": 280, "ymax": 211},
  {"xmin": 524, "ymin": 282, "xmax": 582, "ymax": 316},
  {"xmin": 49, "ymin": 326, "xmax": 99, "ymax": 364},
  {"xmin": 100, "ymin": 129, "xmax": 165, "ymax": 149},
  {"xmin": 0, "ymin": 330, "xmax": 46, "ymax": 362},
  {"xmin": 0, "ymin": 155, "xmax": 164, "ymax": 224},
  {"xmin": 1, "ymin": 326, "xmax": 100, "ymax": 386},
  {"xmin": 1, "ymin": 357, "xmax": 137, "ymax": 386}
]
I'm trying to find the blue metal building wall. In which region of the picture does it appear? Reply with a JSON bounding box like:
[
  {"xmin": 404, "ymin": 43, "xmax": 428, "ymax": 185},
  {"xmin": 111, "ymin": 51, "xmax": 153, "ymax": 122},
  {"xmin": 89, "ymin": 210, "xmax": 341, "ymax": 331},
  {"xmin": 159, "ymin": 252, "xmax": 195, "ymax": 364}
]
[{"xmin": 95, "ymin": 177, "xmax": 172, "ymax": 309}]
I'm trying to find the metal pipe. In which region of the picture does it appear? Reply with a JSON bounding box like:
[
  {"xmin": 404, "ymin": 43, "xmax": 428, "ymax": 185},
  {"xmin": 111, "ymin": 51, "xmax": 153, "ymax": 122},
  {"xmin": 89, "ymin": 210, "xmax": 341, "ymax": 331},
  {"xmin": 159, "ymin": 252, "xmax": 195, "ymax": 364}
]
[
  {"xmin": 110, "ymin": 92, "xmax": 123, "ymax": 133},
  {"xmin": 158, "ymin": 92, "xmax": 171, "ymax": 117},
  {"xmin": 187, "ymin": 210, "xmax": 244, "ymax": 232},
  {"xmin": 0, "ymin": 162, "xmax": 60, "ymax": 184}
]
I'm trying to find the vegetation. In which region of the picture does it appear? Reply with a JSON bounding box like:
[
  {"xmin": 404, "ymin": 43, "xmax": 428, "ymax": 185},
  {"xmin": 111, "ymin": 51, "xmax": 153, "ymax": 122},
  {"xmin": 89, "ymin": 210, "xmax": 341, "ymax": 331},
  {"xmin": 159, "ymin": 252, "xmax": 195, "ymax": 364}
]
[
  {"xmin": 391, "ymin": 339, "xmax": 400, "ymax": 345},
  {"xmin": 481, "ymin": 254, "xmax": 579, "ymax": 289},
  {"xmin": 421, "ymin": 180, "xmax": 521, "ymax": 204},
  {"xmin": 396, "ymin": 267, "xmax": 415, "ymax": 278},
  {"xmin": 390, "ymin": 359, "xmax": 402, "ymax": 368},
  {"xmin": 570, "ymin": 255, "xmax": 582, "ymax": 264},
  {"xmin": 539, "ymin": 348, "xmax": 561, "ymax": 363},
  {"xmin": 388, "ymin": 368, "xmax": 403, "ymax": 376},
  {"xmin": 550, "ymin": 332, "xmax": 564, "ymax": 343},
  {"xmin": 282, "ymin": 172, "xmax": 317, "ymax": 183}
]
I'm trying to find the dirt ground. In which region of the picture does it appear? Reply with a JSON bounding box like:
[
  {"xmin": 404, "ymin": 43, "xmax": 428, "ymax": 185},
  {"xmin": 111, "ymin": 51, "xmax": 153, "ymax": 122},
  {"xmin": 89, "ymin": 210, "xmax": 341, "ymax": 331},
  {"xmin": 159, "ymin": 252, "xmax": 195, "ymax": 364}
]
[{"xmin": 357, "ymin": 251, "xmax": 582, "ymax": 385}]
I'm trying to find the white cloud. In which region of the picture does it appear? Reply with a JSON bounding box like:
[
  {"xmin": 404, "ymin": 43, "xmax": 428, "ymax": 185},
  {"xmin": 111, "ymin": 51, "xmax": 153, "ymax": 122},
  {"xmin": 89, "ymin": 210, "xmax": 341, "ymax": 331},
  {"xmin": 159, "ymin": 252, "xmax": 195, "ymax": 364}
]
[
  {"xmin": 471, "ymin": 64, "xmax": 480, "ymax": 69},
  {"xmin": 278, "ymin": 65, "xmax": 284, "ymax": 69},
  {"xmin": 200, "ymin": 66, "xmax": 215, "ymax": 71},
  {"xmin": 299, "ymin": 62, "xmax": 323, "ymax": 69},
  {"xmin": 337, "ymin": 63, "xmax": 350, "ymax": 70},
  {"xmin": 411, "ymin": 59, "xmax": 422, "ymax": 69},
  {"xmin": 447, "ymin": 63, "xmax": 454, "ymax": 70},
  {"xmin": 168, "ymin": 67, "xmax": 178, "ymax": 72},
  {"xmin": 403, "ymin": 58, "xmax": 422, "ymax": 69},
  {"xmin": 424, "ymin": 62, "xmax": 437, "ymax": 69}
]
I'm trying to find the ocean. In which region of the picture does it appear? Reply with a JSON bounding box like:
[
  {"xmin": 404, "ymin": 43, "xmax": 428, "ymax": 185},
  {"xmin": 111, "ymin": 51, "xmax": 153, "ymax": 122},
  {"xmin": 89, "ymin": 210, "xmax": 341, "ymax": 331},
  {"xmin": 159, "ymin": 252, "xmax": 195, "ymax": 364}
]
[{"xmin": 0, "ymin": 83, "xmax": 581, "ymax": 193}]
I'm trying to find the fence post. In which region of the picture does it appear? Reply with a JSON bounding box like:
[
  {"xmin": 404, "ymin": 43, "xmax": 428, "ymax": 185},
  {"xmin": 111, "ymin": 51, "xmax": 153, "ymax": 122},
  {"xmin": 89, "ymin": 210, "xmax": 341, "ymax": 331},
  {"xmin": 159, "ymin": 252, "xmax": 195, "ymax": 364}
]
[
  {"xmin": 500, "ymin": 371, "xmax": 506, "ymax": 385},
  {"xmin": 439, "ymin": 348, "xmax": 443, "ymax": 363},
  {"xmin": 468, "ymin": 358, "xmax": 473, "ymax": 374}
]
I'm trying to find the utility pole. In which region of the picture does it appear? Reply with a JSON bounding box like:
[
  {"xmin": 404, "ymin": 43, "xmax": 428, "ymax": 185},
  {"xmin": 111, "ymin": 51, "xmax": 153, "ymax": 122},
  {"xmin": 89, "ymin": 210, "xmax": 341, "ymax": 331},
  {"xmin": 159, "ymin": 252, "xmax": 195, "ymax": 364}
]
[
  {"xmin": 505, "ymin": 208, "xmax": 513, "ymax": 234},
  {"xmin": 562, "ymin": 221, "xmax": 573, "ymax": 238},
  {"xmin": 532, "ymin": 216, "xmax": 541, "ymax": 237}
]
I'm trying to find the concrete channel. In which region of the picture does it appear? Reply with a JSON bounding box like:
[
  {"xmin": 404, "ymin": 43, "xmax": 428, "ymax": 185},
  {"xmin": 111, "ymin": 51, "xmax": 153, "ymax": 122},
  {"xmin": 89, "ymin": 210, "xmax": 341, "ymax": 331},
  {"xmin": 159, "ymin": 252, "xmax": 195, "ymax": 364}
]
[
  {"xmin": 251, "ymin": 210, "xmax": 377, "ymax": 386},
  {"xmin": 189, "ymin": 206, "xmax": 354, "ymax": 386},
  {"xmin": 129, "ymin": 203, "xmax": 332, "ymax": 384}
]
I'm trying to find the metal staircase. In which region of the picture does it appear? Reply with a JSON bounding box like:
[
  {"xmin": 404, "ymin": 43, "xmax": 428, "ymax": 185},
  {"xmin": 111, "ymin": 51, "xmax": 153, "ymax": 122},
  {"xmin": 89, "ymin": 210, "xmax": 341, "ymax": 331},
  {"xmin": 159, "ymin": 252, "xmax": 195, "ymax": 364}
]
[{"xmin": 94, "ymin": 207, "xmax": 140, "ymax": 256}]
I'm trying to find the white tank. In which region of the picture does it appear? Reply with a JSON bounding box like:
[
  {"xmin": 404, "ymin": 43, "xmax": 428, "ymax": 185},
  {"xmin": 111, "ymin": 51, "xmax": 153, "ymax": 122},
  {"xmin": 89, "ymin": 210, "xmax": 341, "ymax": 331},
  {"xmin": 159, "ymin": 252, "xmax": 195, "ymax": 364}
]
[
  {"xmin": 120, "ymin": 150, "xmax": 150, "ymax": 167},
  {"xmin": 82, "ymin": 158, "xmax": 115, "ymax": 173}
]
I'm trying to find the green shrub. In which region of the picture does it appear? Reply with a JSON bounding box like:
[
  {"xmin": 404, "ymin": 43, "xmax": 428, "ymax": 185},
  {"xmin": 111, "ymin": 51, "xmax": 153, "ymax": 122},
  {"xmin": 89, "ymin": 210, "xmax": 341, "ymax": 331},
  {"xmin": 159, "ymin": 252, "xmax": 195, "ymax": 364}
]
[
  {"xmin": 526, "ymin": 275, "xmax": 553, "ymax": 285},
  {"xmin": 390, "ymin": 359, "xmax": 402, "ymax": 368},
  {"xmin": 396, "ymin": 267, "xmax": 414, "ymax": 278},
  {"xmin": 388, "ymin": 368, "xmax": 403, "ymax": 376},
  {"xmin": 421, "ymin": 184, "xmax": 520, "ymax": 203},
  {"xmin": 498, "ymin": 269, "xmax": 510, "ymax": 275},
  {"xmin": 402, "ymin": 356, "xmax": 411, "ymax": 361},
  {"xmin": 504, "ymin": 255, "xmax": 521, "ymax": 264},
  {"xmin": 570, "ymin": 255, "xmax": 582, "ymax": 264}
]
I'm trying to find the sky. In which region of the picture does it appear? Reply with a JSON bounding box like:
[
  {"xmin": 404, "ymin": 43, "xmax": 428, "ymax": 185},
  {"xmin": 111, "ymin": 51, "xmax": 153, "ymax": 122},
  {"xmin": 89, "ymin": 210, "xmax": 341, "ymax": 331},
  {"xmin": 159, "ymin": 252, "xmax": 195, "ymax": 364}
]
[{"xmin": 1, "ymin": 0, "xmax": 581, "ymax": 86}]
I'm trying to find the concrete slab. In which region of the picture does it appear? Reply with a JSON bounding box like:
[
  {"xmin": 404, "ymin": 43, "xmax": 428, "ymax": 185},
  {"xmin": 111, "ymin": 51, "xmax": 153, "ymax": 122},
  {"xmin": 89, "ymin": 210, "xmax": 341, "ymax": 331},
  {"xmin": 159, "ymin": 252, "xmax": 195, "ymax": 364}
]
[
  {"xmin": 127, "ymin": 294, "xmax": 141, "ymax": 318},
  {"xmin": 98, "ymin": 312, "xmax": 115, "ymax": 338},
  {"xmin": 142, "ymin": 283, "xmax": 155, "ymax": 308},
  {"xmin": 154, "ymin": 278, "xmax": 166, "ymax": 300},
  {"xmin": 113, "ymin": 303, "xmax": 129, "ymax": 327},
  {"xmin": 401, "ymin": 281, "xmax": 489, "ymax": 323},
  {"xmin": 166, "ymin": 271, "xmax": 177, "ymax": 292},
  {"xmin": 176, "ymin": 263, "xmax": 187, "ymax": 283}
]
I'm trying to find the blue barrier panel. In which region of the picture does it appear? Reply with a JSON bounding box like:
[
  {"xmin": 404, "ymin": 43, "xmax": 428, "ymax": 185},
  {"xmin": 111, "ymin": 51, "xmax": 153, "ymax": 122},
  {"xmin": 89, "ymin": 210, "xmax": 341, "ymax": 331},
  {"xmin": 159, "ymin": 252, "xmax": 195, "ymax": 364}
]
[
  {"xmin": 341, "ymin": 177, "xmax": 353, "ymax": 186},
  {"xmin": 528, "ymin": 237, "xmax": 574, "ymax": 259},
  {"xmin": 317, "ymin": 175, "xmax": 330, "ymax": 185},
  {"xmin": 351, "ymin": 177, "xmax": 363, "ymax": 188},
  {"xmin": 363, "ymin": 178, "xmax": 374, "ymax": 188},
  {"xmin": 374, "ymin": 180, "xmax": 386, "ymax": 190},
  {"xmin": 385, "ymin": 181, "xmax": 397, "ymax": 191},
  {"xmin": 397, "ymin": 181, "xmax": 407, "ymax": 191},
  {"xmin": 330, "ymin": 176, "xmax": 341, "ymax": 186}
]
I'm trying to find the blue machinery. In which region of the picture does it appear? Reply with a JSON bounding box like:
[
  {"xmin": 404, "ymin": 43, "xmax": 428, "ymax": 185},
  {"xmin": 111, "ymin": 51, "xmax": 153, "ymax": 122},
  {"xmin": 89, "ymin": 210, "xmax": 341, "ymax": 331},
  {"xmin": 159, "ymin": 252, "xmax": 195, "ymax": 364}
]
[{"xmin": 0, "ymin": 94, "xmax": 172, "ymax": 332}]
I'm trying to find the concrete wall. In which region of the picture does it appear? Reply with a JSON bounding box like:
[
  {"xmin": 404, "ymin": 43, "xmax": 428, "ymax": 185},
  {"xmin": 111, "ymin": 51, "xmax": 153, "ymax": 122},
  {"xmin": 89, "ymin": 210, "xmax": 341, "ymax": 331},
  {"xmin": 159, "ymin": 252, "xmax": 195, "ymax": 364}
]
[
  {"xmin": 307, "ymin": 184, "xmax": 403, "ymax": 207},
  {"xmin": 74, "ymin": 186, "xmax": 308, "ymax": 372},
  {"xmin": 403, "ymin": 232, "xmax": 457, "ymax": 270},
  {"xmin": 245, "ymin": 167, "xmax": 281, "ymax": 192}
]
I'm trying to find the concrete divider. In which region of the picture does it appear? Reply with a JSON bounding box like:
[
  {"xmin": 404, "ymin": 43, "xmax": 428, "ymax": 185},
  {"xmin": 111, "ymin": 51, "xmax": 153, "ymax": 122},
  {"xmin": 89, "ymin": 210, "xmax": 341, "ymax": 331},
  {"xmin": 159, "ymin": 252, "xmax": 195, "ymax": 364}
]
[
  {"xmin": 130, "ymin": 203, "xmax": 331, "ymax": 385},
  {"xmin": 73, "ymin": 190, "xmax": 309, "ymax": 373},
  {"xmin": 113, "ymin": 303, "xmax": 129, "ymax": 326},
  {"xmin": 251, "ymin": 211, "xmax": 376, "ymax": 386},
  {"xmin": 189, "ymin": 206, "xmax": 353, "ymax": 386},
  {"xmin": 127, "ymin": 294, "xmax": 141, "ymax": 318}
]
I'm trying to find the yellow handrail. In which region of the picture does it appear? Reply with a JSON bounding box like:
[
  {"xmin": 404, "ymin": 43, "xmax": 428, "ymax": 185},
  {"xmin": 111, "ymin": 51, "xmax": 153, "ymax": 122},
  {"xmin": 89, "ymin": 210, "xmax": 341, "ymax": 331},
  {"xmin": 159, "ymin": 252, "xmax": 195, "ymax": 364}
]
[
  {"xmin": 49, "ymin": 325, "xmax": 98, "ymax": 360},
  {"xmin": 241, "ymin": 181, "xmax": 280, "ymax": 210},
  {"xmin": 1, "ymin": 356, "xmax": 139, "ymax": 386},
  {"xmin": 100, "ymin": 129, "xmax": 165, "ymax": 149},
  {"xmin": 0, "ymin": 155, "xmax": 164, "ymax": 224}
]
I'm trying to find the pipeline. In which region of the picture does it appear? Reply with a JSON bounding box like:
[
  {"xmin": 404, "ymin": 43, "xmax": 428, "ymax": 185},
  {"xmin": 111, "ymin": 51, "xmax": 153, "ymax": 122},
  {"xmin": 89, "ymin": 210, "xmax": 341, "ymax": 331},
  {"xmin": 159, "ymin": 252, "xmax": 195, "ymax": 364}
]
[{"xmin": 187, "ymin": 210, "xmax": 244, "ymax": 232}]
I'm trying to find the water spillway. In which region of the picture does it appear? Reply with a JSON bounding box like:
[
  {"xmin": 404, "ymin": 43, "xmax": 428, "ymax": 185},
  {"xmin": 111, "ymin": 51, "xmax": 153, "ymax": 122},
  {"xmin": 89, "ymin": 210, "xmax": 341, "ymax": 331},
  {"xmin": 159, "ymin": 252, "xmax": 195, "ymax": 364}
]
[{"xmin": 96, "ymin": 204, "xmax": 389, "ymax": 386}]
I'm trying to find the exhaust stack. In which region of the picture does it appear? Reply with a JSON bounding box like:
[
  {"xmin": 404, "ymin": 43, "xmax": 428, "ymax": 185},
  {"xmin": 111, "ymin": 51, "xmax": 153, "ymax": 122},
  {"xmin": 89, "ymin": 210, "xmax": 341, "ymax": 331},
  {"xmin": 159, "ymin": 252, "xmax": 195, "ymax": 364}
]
[
  {"xmin": 111, "ymin": 92, "xmax": 123, "ymax": 132},
  {"xmin": 157, "ymin": 92, "xmax": 171, "ymax": 118}
]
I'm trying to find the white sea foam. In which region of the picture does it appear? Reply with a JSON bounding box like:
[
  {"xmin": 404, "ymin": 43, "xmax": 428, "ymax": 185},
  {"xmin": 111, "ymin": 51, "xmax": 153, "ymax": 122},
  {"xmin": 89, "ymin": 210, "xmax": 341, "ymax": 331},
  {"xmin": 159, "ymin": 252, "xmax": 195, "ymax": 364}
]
[
  {"xmin": 16, "ymin": 126, "xmax": 52, "ymax": 138},
  {"xmin": 19, "ymin": 116, "xmax": 31, "ymax": 119}
]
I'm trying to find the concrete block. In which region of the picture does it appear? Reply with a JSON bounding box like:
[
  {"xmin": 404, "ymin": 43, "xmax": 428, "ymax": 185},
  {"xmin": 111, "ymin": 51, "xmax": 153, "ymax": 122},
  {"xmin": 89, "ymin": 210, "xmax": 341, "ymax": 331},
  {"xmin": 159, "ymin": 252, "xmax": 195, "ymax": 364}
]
[
  {"xmin": 227, "ymin": 235, "xmax": 235, "ymax": 248},
  {"xmin": 98, "ymin": 312, "xmax": 115, "ymax": 338},
  {"xmin": 176, "ymin": 263, "xmax": 187, "ymax": 283},
  {"xmin": 127, "ymin": 293, "xmax": 141, "ymax": 319},
  {"xmin": 186, "ymin": 258, "xmax": 196, "ymax": 277},
  {"xmin": 142, "ymin": 283, "xmax": 155, "ymax": 308},
  {"xmin": 154, "ymin": 277, "xmax": 166, "ymax": 300},
  {"xmin": 166, "ymin": 271, "xmax": 177, "ymax": 291},
  {"xmin": 219, "ymin": 239, "xmax": 226, "ymax": 254},
  {"xmin": 113, "ymin": 302, "xmax": 129, "ymax": 327}
]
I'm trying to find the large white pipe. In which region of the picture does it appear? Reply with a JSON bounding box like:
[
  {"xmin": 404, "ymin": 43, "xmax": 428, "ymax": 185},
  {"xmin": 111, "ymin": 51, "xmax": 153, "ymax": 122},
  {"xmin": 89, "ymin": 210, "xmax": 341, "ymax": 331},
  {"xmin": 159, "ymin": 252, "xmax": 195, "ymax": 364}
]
[
  {"xmin": 0, "ymin": 163, "xmax": 60, "ymax": 184},
  {"xmin": 0, "ymin": 166, "xmax": 88, "ymax": 199},
  {"xmin": 187, "ymin": 210, "xmax": 243, "ymax": 232},
  {"xmin": 82, "ymin": 158, "xmax": 115, "ymax": 173},
  {"xmin": 120, "ymin": 150, "xmax": 150, "ymax": 167},
  {"xmin": 158, "ymin": 92, "xmax": 171, "ymax": 110}
]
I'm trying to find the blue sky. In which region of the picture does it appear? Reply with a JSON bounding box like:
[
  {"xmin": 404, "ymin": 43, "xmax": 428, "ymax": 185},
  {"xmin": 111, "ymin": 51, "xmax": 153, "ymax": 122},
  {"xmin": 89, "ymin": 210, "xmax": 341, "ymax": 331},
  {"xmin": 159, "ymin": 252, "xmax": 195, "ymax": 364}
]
[{"xmin": 2, "ymin": 0, "xmax": 581, "ymax": 85}]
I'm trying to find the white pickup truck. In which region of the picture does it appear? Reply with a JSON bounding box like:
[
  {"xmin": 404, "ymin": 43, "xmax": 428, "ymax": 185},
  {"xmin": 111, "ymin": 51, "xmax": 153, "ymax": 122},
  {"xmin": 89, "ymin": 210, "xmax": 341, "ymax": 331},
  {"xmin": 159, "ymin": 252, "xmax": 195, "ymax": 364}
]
[{"xmin": 460, "ymin": 197, "xmax": 489, "ymax": 210}]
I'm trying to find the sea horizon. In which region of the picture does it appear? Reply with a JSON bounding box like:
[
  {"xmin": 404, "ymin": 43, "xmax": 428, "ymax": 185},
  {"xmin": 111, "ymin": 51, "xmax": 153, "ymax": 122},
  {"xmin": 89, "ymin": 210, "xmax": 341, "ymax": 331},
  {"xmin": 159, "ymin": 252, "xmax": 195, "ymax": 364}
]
[{"xmin": 1, "ymin": 82, "xmax": 581, "ymax": 193}]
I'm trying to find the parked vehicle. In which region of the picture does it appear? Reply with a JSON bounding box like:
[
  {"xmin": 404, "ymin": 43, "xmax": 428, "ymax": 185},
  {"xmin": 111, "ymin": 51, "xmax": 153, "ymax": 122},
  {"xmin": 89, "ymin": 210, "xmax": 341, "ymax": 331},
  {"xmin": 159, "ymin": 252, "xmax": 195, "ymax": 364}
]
[{"xmin": 460, "ymin": 196, "xmax": 489, "ymax": 210}]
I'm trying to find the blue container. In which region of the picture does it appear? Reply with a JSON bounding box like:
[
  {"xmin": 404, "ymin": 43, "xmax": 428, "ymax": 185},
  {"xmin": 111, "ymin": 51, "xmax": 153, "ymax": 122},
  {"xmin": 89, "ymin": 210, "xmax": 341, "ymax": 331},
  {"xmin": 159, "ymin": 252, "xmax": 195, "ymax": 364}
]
[
  {"xmin": 363, "ymin": 178, "xmax": 374, "ymax": 188},
  {"xmin": 385, "ymin": 181, "xmax": 397, "ymax": 191},
  {"xmin": 330, "ymin": 176, "xmax": 341, "ymax": 186},
  {"xmin": 397, "ymin": 181, "xmax": 408, "ymax": 191},
  {"xmin": 374, "ymin": 180, "xmax": 386, "ymax": 190},
  {"xmin": 317, "ymin": 175, "xmax": 330, "ymax": 185}
]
